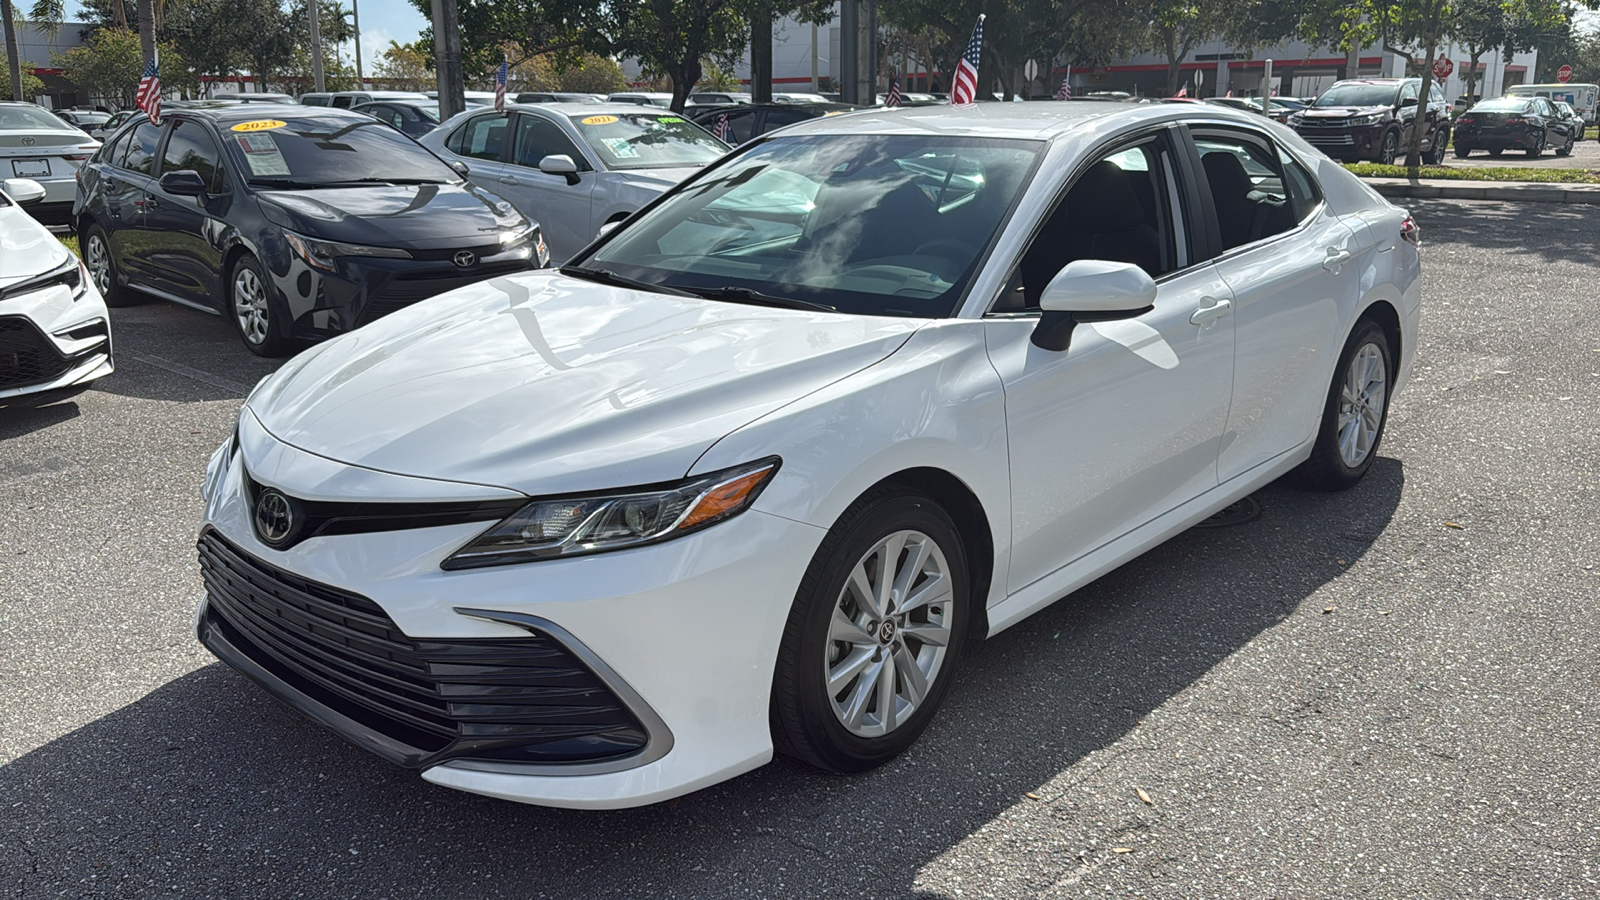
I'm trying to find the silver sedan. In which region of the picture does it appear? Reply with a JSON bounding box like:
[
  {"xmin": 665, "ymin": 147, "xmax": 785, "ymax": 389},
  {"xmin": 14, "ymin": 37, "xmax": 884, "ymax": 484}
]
[
  {"xmin": 0, "ymin": 102, "xmax": 101, "ymax": 224},
  {"xmin": 420, "ymin": 103, "xmax": 729, "ymax": 263}
]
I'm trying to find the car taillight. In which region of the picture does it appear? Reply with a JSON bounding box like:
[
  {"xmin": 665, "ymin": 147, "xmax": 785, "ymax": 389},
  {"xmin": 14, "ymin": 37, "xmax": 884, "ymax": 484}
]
[
  {"xmin": 1459, "ymin": 116, "xmax": 1475, "ymax": 124},
  {"xmin": 1506, "ymin": 116, "xmax": 1524, "ymax": 124},
  {"xmin": 62, "ymin": 154, "xmax": 89, "ymax": 161},
  {"xmin": 1401, "ymin": 215, "xmax": 1420, "ymax": 246}
]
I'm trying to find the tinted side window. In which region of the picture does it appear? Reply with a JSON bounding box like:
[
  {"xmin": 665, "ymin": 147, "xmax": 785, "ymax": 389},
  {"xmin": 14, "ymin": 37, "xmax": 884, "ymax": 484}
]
[
  {"xmin": 161, "ymin": 120, "xmax": 226, "ymax": 193},
  {"xmin": 1401, "ymin": 82, "xmax": 1418, "ymax": 104},
  {"xmin": 709, "ymin": 109, "xmax": 759, "ymax": 143},
  {"xmin": 331, "ymin": 95, "xmax": 355, "ymax": 108},
  {"xmin": 511, "ymin": 115, "xmax": 587, "ymax": 169},
  {"xmin": 763, "ymin": 108, "xmax": 811, "ymax": 129},
  {"xmin": 1193, "ymin": 131, "xmax": 1297, "ymax": 252},
  {"xmin": 99, "ymin": 127, "xmax": 133, "ymax": 166},
  {"xmin": 446, "ymin": 114, "xmax": 508, "ymax": 161},
  {"xmin": 122, "ymin": 122, "xmax": 164, "ymax": 175},
  {"xmin": 1277, "ymin": 148, "xmax": 1322, "ymax": 224}
]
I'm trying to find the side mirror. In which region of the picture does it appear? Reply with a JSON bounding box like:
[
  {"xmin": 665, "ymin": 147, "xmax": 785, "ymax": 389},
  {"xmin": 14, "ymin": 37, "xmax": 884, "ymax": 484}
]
[
  {"xmin": 449, "ymin": 159, "xmax": 470, "ymax": 178},
  {"xmin": 1400, "ymin": 96, "xmax": 1418, "ymax": 108},
  {"xmin": 1031, "ymin": 260, "xmax": 1157, "ymax": 352},
  {"xmin": 539, "ymin": 154, "xmax": 582, "ymax": 185},
  {"xmin": 3, "ymin": 177, "xmax": 46, "ymax": 207},
  {"xmin": 158, "ymin": 170, "xmax": 208, "ymax": 197},
  {"xmin": 597, "ymin": 219, "xmax": 623, "ymax": 238}
]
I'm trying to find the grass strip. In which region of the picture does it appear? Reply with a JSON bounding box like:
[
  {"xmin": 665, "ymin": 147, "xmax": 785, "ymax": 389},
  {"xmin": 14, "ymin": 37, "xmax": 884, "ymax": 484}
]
[{"xmin": 1343, "ymin": 162, "xmax": 1600, "ymax": 184}]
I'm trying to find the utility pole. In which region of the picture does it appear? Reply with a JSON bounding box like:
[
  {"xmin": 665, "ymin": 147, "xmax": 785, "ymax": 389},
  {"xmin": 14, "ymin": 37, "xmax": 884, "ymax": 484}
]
[
  {"xmin": 309, "ymin": 0, "xmax": 325, "ymax": 92},
  {"xmin": 840, "ymin": 0, "xmax": 858, "ymax": 103},
  {"xmin": 352, "ymin": 0, "xmax": 363, "ymax": 89},
  {"xmin": 751, "ymin": 6, "xmax": 772, "ymax": 103},
  {"xmin": 810, "ymin": 21, "xmax": 818, "ymax": 92},
  {"xmin": 430, "ymin": 0, "xmax": 465, "ymax": 121},
  {"xmin": 2, "ymin": 0, "xmax": 22, "ymax": 101}
]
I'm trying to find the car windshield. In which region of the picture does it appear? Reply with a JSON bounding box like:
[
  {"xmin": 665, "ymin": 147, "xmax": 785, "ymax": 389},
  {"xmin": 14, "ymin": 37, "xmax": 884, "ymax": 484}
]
[
  {"xmin": 568, "ymin": 111, "xmax": 726, "ymax": 170},
  {"xmin": 223, "ymin": 117, "xmax": 458, "ymax": 186},
  {"xmin": 1315, "ymin": 84, "xmax": 1400, "ymax": 107},
  {"xmin": 1469, "ymin": 98, "xmax": 1533, "ymax": 113},
  {"xmin": 581, "ymin": 134, "xmax": 1043, "ymax": 318},
  {"xmin": 0, "ymin": 106, "xmax": 84, "ymax": 131}
]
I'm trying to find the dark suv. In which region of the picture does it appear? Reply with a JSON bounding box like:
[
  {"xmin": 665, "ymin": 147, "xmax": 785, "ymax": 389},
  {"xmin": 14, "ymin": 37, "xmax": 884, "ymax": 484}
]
[{"xmin": 1289, "ymin": 78, "xmax": 1449, "ymax": 165}]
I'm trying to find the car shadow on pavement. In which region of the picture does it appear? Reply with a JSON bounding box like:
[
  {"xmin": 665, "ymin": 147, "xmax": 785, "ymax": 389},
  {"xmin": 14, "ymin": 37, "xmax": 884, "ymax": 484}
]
[
  {"xmin": 0, "ymin": 459, "xmax": 1404, "ymax": 899},
  {"xmin": 0, "ymin": 399, "xmax": 80, "ymax": 440}
]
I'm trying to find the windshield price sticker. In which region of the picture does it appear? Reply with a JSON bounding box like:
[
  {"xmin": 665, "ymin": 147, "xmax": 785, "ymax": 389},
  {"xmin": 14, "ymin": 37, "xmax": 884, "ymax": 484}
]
[
  {"xmin": 581, "ymin": 115, "xmax": 620, "ymax": 126},
  {"xmin": 231, "ymin": 120, "xmax": 288, "ymax": 133},
  {"xmin": 600, "ymin": 137, "xmax": 639, "ymax": 158},
  {"xmin": 236, "ymin": 132, "xmax": 290, "ymax": 176},
  {"xmin": 658, "ymin": 116, "xmax": 685, "ymax": 123}
]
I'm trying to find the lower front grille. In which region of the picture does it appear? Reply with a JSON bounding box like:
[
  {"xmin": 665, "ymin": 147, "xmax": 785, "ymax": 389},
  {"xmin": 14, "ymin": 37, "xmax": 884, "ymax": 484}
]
[
  {"xmin": 1302, "ymin": 134, "xmax": 1356, "ymax": 147},
  {"xmin": 356, "ymin": 263, "xmax": 531, "ymax": 328},
  {"xmin": 0, "ymin": 315, "xmax": 71, "ymax": 390},
  {"xmin": 197, "ymin": 529, "xmax": 650, "ymax": 768}
]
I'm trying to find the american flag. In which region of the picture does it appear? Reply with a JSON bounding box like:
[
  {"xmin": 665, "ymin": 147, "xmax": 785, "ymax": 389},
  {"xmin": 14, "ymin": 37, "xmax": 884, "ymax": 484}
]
[
  {"xmin": 712, "ymin": 114, "xmax": 731, "ymax": 143},
  {"xmin": 495, "ymin": 58, "xmax": 508, "ymax": 112},
  {"xmin": 886, "ymin": 77, "xmax": 902, "ymax": 107},
  {"xmin": 1173, "ymin": 84, "xmax": 1188, "ymax": 98},
  {"xmin": 1225, "ymin": 89, "xmax": 1233, "ymax": 98},
  {"xmin": 1055, "ymin": 68, "xmax": 1072, "ymax": 100},
  {"xmin": 950, "ymin": 14, "xmax": 984, "ymax": 105},
  {"xmin": 135, "ymin": 56, "xmax": 160, "ymax": 125}
]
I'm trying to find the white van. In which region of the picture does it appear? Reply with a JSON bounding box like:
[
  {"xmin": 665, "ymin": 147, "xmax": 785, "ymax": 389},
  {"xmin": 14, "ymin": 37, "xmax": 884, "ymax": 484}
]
[{"xmin": 1506, "ymin": 83, "xmax": 1599, "ymax": 125}]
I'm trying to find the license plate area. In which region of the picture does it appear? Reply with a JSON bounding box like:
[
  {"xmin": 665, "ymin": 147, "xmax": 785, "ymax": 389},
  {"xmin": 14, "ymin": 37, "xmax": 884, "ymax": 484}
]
[{"xmin": 11, "ymin": 158, "xmax": 49, "ymax": 178}]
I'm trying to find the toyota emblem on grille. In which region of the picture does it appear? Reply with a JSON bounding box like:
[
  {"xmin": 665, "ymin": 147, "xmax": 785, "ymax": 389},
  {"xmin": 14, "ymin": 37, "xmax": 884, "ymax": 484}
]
[
  {"xmin": 453, "ymin": 250, "xmax": 477, "ymax": 268},
  {"xmin": 20, "ymin": 137, "xmax": 33, "ymax": 146},
  {"xmin": 254, "ymin": 489, "xmax": 296, "ymax": 546}
]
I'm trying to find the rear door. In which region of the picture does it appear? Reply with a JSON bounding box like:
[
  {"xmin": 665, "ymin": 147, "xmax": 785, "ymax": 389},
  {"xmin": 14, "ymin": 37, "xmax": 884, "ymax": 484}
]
[
  {"xmin": 1185, "ymin": 125, "xmax": 1363, "ymax": 482},
  {"xmin": 142, "ymin": 119, "xmax": 231, "ymax": 307},
  {"xmin": 442, "ymin": 111, "xmax": 511, "ymax": 188}
]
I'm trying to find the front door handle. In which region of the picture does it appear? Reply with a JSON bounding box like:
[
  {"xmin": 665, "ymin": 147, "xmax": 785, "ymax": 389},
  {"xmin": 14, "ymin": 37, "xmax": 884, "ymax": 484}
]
[
  {"xmin": 1323, "ymin": 247, "xmax": 1353, "ymax": 271},
  {"xmin": 501, "ymin": 176, "xmax": 520, "ymax": 186},
  {"xmin": 1189, "ymin": 296, "xmax": 1232, "ymax": 327}
]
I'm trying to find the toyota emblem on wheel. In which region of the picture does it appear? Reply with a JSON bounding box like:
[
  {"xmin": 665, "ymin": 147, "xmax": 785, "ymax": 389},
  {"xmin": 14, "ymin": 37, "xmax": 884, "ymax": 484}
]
[
  {"xmin": 253, "ymin": 489, "xmax": 296, "ymax": 545},
  {"xmin": 453, "ymin": 250, "xmax": 477, "ymax": 268}
]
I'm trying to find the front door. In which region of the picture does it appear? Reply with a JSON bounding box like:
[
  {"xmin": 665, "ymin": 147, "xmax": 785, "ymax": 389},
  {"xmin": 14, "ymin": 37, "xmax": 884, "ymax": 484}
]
[
  {"xmin": 104, "ymin": 120, "xmax": 164, "ymax": 284},
  {"xmin": 143, "ymin": 119, "xmax": 230, "ymax": 307},
  {"xmin": 985, "ymin": 132, "xmax": 1236, "ymax": 594},
  {"xmin": 503, "ymin": 112, "xmax": 597, "ymax": 262}
]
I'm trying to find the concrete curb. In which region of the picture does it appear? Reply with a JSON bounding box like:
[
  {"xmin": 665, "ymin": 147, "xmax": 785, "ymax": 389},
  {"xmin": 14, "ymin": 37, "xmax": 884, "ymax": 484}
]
[{"xmin": 1363, "ymin": 177, "xmax": 1600, "ymax": 205}]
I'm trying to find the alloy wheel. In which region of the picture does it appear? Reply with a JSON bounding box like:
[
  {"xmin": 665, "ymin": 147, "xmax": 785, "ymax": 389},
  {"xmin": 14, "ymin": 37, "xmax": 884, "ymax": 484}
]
[
  {"xmin": 233, "ymin": 266, "xmax": 270, "ymax": 346},
  {"xmin": 86, "ymin": 233, "xmax": 113, "ymax": 294},
  {"xmin": 1380, "ymin": 132, "xmax": 1398, "ymax": 165},
  {"xmin": 824, "ymin": 529, "xmax": 953, "ymax": 738},
  {"xmin": 1337, "ymin": 341, "xmax": 1388, "ymax": 468}
]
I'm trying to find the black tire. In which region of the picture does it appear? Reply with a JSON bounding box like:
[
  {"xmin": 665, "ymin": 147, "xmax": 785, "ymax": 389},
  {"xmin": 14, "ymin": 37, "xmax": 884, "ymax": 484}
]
[
  {"xmin": 1428, "ymin": 131, "xmax": 1449, "ymax": 164},
  {"xmin": 1527, "ymin": 133, "xmax": 1543, "ymax": 157},
  {"xmin": 771, "ymin": 486, "xmax": 970, "ymax": 773},
  {"xmin": 1488, "ymin": 147, "xmax": 1504, "ymax": 157},
  {"xmin": 1378, "ymin": 130, "xmax": 1399, "ymax": 165},
  {"xmin": 228, "ymin": 254, "xmax": 294, "ymax": 357},
  {"xmin": 1557, "ymin": 133, "xmax": 1574, "ymax": 156},
  {"xmin": 1454, "ymin": 144, "xmax": 1470, "ymax": 158},
  {"xmin": 1296, "ymin": 318, "xmax": 1394, "ymax": 492},
  {"xmin": 82, "ymin": 224, "xmax": 139, "ymax": 308}
]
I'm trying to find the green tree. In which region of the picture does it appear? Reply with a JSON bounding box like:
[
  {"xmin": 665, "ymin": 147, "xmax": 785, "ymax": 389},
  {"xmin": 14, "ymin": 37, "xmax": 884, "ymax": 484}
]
[
  {"xmin": 0, "ymin": 52, "xmax": 45, "ymax": 99},
  {"xmin": 374, "ymin": 40, "xmax": 432, "ymax": 90},
  {"xmin": 55, "ymin": 27, "xmax": 189, "ymax": 107},
  {"xmin": 554, "ymin": 52, "xmax": 627, "ymax": 93}
]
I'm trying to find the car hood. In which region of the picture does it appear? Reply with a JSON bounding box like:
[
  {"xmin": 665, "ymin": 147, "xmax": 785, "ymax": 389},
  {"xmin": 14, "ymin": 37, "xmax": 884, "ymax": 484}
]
[
  {"xmin": 256, "ymin": 182, "xmax": 527, "ymax": 250},
  {"xmin": 0, "ymin": 206, "xmax": 70, "ymax": 286},
  {"xmin": 1300, "ymin": 105, "xmax": 1391, "ymax": 119},
  {"xmin": 248, "ymin": 270, "xmax": 922, "ymax": 495}
]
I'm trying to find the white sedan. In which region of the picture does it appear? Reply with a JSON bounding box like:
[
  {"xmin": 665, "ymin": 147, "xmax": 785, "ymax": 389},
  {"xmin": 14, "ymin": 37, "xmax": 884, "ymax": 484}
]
[
  {"xmin": 0, "ymin": 178, "xmax": 113, "ymax": 407},
  {"xmin": 197, "ymin": 103, "xmax": 1420, "ymax": 809},
  {"xmin": 418, "ymin": 103, "xmax": 727, "ymax": 263}
]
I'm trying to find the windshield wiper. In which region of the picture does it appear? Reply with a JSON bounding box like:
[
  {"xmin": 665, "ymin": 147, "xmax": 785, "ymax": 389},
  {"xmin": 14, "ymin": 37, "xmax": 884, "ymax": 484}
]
[
  {"xmin": 684, "ymin": 285, "xmax": 837, "ymax": 312},
  {"xmin": 557, "ymin": 265, "xmax": 697, "ymax": 298},
  {"xmin": 343, "ymin": 177, "xmax": 451, "ymax": 185},
  {"xmin": 246, "ymin": 177, "xmax": 330, "ymax": 189}
]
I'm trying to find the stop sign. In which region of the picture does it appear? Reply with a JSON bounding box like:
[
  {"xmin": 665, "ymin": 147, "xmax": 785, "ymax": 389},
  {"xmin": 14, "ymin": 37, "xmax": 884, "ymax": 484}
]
[
  {"xmin": 1433, "ymin": 57, "xmax": 1454, "ymax": 80},
  {"xmin": 1558, "ymin": 65, "xmax": 1574, "ymax": 83}
]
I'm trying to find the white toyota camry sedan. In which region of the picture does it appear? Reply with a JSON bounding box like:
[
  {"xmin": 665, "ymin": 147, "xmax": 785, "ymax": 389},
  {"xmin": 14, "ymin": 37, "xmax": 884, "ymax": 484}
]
[{"xmin": 197, "ymin": 102, "xmax": 1420, "ymax": 809}]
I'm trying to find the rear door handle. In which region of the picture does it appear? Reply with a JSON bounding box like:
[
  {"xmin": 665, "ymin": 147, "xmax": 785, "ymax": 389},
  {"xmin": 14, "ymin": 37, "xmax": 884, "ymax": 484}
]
[
  {"xmin": 1189, "ymin": 296, "xmax": 1232, "ymax": 326},
  {"xmin": 1323, "ymin": 247, "xmax": 1353, "ymax": 271}
]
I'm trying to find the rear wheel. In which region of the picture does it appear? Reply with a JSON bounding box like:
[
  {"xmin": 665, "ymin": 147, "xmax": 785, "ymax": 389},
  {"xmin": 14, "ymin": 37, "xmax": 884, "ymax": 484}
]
[
  {"xmin": 1454, "ymin": 145, "xmax": 1470, "ymax": 158},
  {"xmin": 82, "ymin": 224, "xmax": 137, "ymax": 308},
  {"xmin": 229, "ymin": 254, "xmax": 293, "ymax": 357},
  {"xmin": 1378, "ymin": 130, "xmax": 1399, "ymax": 165},
  {"xmin": 771, "ymin": 487, "xmax": 970, "ymax": 773},
  {"xmin": 1296, "ymin": 318, "xmax": 1393, "ymax": 492},
  {"xmin": 1527, "ymin": 132, "xmax": 1544, "ymax": 157}
]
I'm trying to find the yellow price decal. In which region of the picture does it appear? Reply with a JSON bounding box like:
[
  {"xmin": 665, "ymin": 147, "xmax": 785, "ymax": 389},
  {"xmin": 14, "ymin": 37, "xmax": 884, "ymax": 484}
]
[
  {"xmin": 581, "ymin": 115, "xmax": 620, "ymax": 125},
  {"xmin": 231, "ymin": 120, "xmax": 288, "ymax": 132}
]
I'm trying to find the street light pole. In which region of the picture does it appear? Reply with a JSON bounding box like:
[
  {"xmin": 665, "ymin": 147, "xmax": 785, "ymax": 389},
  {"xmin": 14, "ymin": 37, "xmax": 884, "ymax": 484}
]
[
  {"xmin": 352, "ymin": 0, "xmax": 363, "ymax": 89},
  {"xmin": 309, "ymin": 0, "xmax": 325, "ymax": 92},
  {"xmin": 430, "ymin": 0, "xmax": 465, "ymax": 121}
]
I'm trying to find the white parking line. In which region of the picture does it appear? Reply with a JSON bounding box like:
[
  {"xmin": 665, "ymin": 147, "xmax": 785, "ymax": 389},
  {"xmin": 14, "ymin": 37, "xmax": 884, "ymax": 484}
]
[{"xmin": 130, "ymin": 355, "xmax": 253, "ymax": 395}]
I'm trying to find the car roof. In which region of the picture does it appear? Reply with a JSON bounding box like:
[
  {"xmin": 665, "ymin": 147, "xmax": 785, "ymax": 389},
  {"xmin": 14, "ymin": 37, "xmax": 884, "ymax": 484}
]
[
  {"xmin": 691, "ymin": 102, "xmax": 859, "ymax": 116},
  {"xmin": 509, "ymin": 102, "xmax": 682, "ymax": 116},
  {"xmin": 166, "ymin": 103, "xmax": 377, "ymax": 124},
  {"xmin": 768, "ymin": 101, "xmax": 1179, "ymax": 141}
]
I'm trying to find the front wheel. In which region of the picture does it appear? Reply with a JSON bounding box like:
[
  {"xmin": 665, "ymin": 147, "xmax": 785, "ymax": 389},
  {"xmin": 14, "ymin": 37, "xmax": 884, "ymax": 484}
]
[
  {"xmin": 1428, "ymin": 131, "xmax": 1449, "ymax": 164},
  {"xmin": 1378, "ymin": 130, "xmax": 1399, "ymax": 165},
  {"xmin": 229, "ymin": 254, "xmax": 293, "ymax": 357},
  {"xmin": 1296, "ymin": 319, "xmax": 1393, "ymax": 491},
  {"xmin": 1454, "ymin": 144, "xmax": 1470, "ymax": 158},
  {"xmin": 771, "ymin": 487, "xmax": 969, "ymax": 773}
]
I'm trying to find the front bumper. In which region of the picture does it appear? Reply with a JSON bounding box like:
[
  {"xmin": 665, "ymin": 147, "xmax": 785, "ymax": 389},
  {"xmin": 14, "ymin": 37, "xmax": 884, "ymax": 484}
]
[
  {"xmin": 0, "ymin": 272, "xmax": 112, "ymax": 406},
  {"xmin": 1293, "ymin": 123, "xmax": 1386, "ymax": 160},
  {"xmin": 198, "ymin": 417, "xmax": 825, "ymax": 808}
]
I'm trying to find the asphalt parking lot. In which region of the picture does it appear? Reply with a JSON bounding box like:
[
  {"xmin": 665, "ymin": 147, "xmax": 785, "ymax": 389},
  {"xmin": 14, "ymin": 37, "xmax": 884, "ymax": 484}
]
[{"xmin": 3, "ymin": 198, "xmax": 1598, "ymax": 899}]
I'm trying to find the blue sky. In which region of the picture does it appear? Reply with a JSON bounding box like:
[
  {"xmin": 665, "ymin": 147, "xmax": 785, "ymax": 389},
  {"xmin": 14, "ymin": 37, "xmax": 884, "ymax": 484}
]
[{"xmin": 61, "ymin": 0, "xmax": 429, "ymax": 64}]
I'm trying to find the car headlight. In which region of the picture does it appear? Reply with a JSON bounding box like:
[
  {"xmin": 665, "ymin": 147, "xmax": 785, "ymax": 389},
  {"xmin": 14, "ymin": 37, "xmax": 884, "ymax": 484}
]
[
  {"xmin": 201, "ymin": 419, "xmax": 241, "ymax": 503},
  {"xmin": 498, "ymin": 225, "xmax": 550, "ymax": 267},
  {"xmin": 1349, "ymin": 114, "xmax": 1383, "ymax": 126},
  {"xmin": 1287, "ymin": 113, "xmax": 1305, "ymax": 126},
  {"xmin": 284, "ymin": 231, "xmax": 412, "ymax": 273},
  {"xmin": 442, "ymin": 456, "xmax": 781, "ymax": 569}
]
